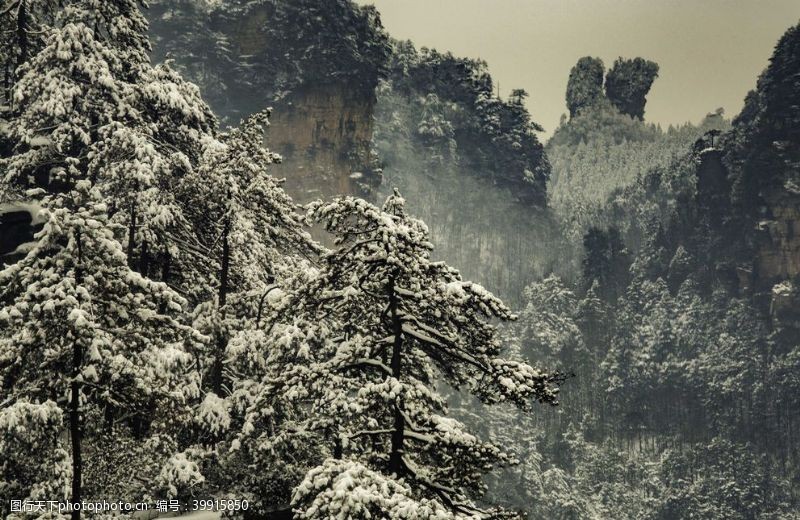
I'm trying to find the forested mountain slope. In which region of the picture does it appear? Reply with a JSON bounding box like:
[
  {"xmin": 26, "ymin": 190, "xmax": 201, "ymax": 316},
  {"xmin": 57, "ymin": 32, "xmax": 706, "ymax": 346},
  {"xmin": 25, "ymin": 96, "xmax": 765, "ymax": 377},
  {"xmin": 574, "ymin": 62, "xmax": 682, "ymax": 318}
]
[
  {"xmin": 373, "ymin": 42, "xmax": 559, "ymax": 300},
  {"xmin": 483, "ymin": 23, "xmax": 800, "ymax": 519},
  {"xmin": 547, "ymin": 56, "xmax": 731, "ymax": 267}
]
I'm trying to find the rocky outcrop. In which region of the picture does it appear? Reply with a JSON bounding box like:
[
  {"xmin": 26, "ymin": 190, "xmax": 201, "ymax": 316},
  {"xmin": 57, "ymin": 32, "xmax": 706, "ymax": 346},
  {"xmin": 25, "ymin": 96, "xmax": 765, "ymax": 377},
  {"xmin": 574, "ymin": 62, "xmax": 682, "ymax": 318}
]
[
  {"xmin": 231, "ymin": 5, "xmax": 270, "ymax": 57},
  {"xmin": 755, "ymin": 188, "xmax": 800, "ymax": 283},
  {"xmin": 695, "ymin": 147, "xmax": 730, "ymax": 227},
  {"xmin": 695, "ymin": 145, "xmax": 800, "ymax": 325},
  {"xmin": 771, "ymin": 279, "xmax": 800, "ymax": 328},
  {"xmin": 268, "ymin": 85, "xmax": 382, "ymax": 202},
  {"xmin": 148, "ymin": 0, "xmax": 389, "ymax": 203}
]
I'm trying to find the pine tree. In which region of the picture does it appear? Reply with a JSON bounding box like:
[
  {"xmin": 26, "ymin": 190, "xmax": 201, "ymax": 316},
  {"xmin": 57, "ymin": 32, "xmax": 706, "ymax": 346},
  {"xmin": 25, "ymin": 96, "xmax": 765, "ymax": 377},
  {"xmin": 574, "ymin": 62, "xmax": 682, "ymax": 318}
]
[
  {"xmin": 251, "ymin": 192, "xmax": 563, "ymax": 518},
  {"xmin": 0, "ymin": 0, "xmax": 61, "ymax": 107},
  {"xmin": 0, "ymin": 400, "xmax": 69, "ymax": 518},
  {"xmin": 518, "ymin": 275, "xmax": 584, "ymax": 369},
  {"xmin": 0, "ymin": 3, "xmax": 216, "ymax": 516},
  {"xmin": 2, "ymin": 0, "xmax": 216, "ymax": 268},
  {"xmin": 0, "ymin": 183, "xmax": 200, "ymax": 519},
  {"xmin": 159, "ymin": 112, "xmax": 324, "ymax": 511},
  {"xmin": 184, "ymin": 110, "xmax": 319, "ymax": 397}
]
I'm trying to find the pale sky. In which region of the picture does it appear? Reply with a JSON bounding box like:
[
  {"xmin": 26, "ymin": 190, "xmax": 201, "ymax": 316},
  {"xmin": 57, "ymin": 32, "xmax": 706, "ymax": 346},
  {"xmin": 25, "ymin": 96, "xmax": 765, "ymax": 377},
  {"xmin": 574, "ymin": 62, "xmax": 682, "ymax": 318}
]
[{"xmin": 357, "ymin": 0, "xmax": 800, "ymax": 138}]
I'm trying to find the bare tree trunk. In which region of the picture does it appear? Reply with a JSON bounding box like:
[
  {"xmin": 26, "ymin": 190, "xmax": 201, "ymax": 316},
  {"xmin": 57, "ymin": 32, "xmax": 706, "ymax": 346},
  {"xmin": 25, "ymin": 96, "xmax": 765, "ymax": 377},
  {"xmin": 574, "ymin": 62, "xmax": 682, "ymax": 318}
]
[
  {"xmin": 138, "ymin": 239, "xmax": 149, "ymax": 278},
  {"xmin": 212, "ymin": 219, "xmax": 230, "ymax": 395},
  {"xmin": 127, "ymin": 203, "xmax": 137, "ymax": 266},
  {"xmin": 158, "ymin": 247, "xmax": 171, "ymax": 314},
  {"xmin": 16, "ymin": 0, "xmax": 28, "ymax": 70},
  {"xmin": 388, "ymin": 281, "xmax": 405, "ymax": 476},
  {"xmin": 70, "ymin": 344, "xmax": 82, "ymax": 520},
  {"xmin": 70, "ymin": 229, "xmax": 84, "ymax": 520}
]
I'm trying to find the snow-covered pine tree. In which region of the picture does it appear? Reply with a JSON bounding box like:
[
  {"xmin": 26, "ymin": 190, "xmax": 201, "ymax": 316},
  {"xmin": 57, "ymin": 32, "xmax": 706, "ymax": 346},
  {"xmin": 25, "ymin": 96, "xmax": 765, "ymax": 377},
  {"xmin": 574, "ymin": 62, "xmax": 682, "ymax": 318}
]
[
  {"xmin": 0, "ymin": 0, "xmax": 151, "ymax": 106},
  {"xmin": 0, "ymin": 3, "xmax": 216, "ymax": 516},
  {"xmin": 518, "ymin": 275, "xmax": 584, "ymax": 368},
  {"xmin": 293, "ymin": 458, "xmax": 460, "ymax": 520},
  {"xmin": 222, "ymin": 280, "xmax": 335, "ymax": 513},
  {"xmin": 96, "ymin": 60, "xmax": 215, "ymax": 293},
  {"xmin": 0, "ymin": 0, "xmax": 61, "ymax": 107},
  {"xmin": 1, "ymin": 0, "xmax": 217, "ymax": 280},
  {"xmin": 0, "ymin": 400, "xmax": 70, "ymax": 518},
  {"xmin": 252, "ymin": 191, "xmax": 563, "ymax": 518},
  {"xmin": 0, "ymin": 182, "xmax": 201, "ymax": 519},
  {"xmin": 150, "ymin": 112, "xmax": 326, "ymax": 512},
  {"xmin": 183, "ymin": 110, "xmax": 319, "ymax": 402}
]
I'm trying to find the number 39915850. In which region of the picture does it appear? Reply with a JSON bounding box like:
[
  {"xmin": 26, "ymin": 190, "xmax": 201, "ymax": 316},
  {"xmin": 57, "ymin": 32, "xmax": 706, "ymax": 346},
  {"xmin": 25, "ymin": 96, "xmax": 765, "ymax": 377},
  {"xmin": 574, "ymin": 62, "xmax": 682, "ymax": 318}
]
[{"xmin": 191, "ymin": 499, "xmax": 249, "ymax": 511}]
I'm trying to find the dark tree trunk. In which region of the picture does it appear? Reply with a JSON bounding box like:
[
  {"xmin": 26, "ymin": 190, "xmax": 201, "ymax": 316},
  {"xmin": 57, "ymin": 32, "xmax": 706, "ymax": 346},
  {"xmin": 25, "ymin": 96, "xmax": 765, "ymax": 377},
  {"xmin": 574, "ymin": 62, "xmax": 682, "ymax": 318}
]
[
  {"xmin": 4, "ymin": 64, "xmax": 10, "ymax": 107},
  {"xmin": 212, "ymin": 219, "xmax": 230, "ymax": 395},
  {"xmin": 138, "ymin": 239, "xmax": 149, "ymax": 277},
  {"xmin": 388, "ymin": 282, "xmax": 405, "ymax": 476},
  {"xmin": 70, "ymin": 230, "xmax": 84, "ymax": 520},
  {"xmin": 219, "ymin": 221, "xmax": 230, "ymax": 307},
  {"xmin": 103, "ymin": 404, "xmax": 115, "ymax": 434},
  {"xmin": 333, "ymin": 434, "xmax": 343, "ymax": 459},
  {"xmin": 69, "ymin": 356, "xmax": 82, "ymax": 520},
  {"xmin": 16, "ymin": 0, "xmax": 28, "ymax": 70},
  {"xmin": 70, "ymin": 347, "xmax": 82, "ymax": 520},
  {"xmin": 158, "ymin": 248, "xmax": 171, "ymax": 314},
  {"xmin": 161, "ymin": 248, "xmax": 171, "ymax": 284},
  {"xmin": 127, "ymin": 203, "xmax": 136, "ymax": 266}
]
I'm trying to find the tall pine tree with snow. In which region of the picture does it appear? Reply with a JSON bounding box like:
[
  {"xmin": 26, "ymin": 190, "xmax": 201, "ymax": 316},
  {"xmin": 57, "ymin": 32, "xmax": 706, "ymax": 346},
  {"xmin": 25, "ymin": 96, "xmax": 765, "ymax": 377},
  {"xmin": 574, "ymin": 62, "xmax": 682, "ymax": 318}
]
[
  {"xmin": 184, "ymin": 109, "xmax": 319, "ymax": 416},
  {"xmin": 242, "ymin": 191, "xmax": 563, "ymax": 518},
  {"xmin": 1, "ymin": 0, "xmax": 216, "ymax": 277},
  {"xmin": 0, "ymin": 1, "xmax": 215, "ymax": 517},
  {"xmin": 0, "ymin": 182, "xmax": 201, "ymax": 518}
]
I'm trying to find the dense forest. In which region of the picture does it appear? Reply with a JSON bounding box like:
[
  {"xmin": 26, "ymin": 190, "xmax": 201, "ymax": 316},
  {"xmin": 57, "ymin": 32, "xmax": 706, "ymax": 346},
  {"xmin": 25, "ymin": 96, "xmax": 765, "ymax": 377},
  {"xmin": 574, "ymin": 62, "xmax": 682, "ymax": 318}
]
[
  {"xmin": 1, "ymin": 1, "xmax": 799, "ymax": 519},
  {"xmin": 486, "ymin": 29, "xmax": 800, "ymax": 518}
]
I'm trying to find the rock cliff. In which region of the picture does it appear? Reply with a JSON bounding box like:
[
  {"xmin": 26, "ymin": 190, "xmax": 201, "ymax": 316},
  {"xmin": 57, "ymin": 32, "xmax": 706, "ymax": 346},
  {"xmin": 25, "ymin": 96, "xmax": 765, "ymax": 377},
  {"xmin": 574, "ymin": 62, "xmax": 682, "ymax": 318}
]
[
  {"xmin": 267, "ymin": 85, "xmax": 381, "ymax": 202},
  {"xmin": 753, "ymin": 187, "xmax": 800, "ymax": 281},
  {"xmin": 148, "ymin": 0, "xmax": 389, "ymax": 202}
]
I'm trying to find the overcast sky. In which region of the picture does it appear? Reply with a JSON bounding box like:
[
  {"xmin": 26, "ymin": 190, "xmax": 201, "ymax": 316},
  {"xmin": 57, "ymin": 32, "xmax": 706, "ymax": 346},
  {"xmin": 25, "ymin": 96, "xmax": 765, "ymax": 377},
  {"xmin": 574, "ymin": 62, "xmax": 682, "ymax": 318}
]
[{"xmin": 356, "ymin": 0, "xmax": 800, "ymax": 138}]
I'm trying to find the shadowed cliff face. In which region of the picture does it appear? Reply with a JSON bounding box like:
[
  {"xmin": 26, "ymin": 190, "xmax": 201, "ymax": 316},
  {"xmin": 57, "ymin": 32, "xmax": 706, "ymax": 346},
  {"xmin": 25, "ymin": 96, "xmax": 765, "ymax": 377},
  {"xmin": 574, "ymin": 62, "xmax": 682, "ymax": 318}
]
[
  {"xmin": 719, "ymin": 23, "xmax": 800, "ymax": 320},
  {"xmin": 148, "ymin": 0, "xmax": 390, "ymax": 203},
  {"xmin": 755, "ymin": 189, "xmax": 800, "ymax": 284},
  {"xmin": 743, "ymin": 185, "xmax": 800, "ymax": 333},
  {"xmin": 694, "ymin": 147, "xmax": 800, "ymax": 327},
  {"xmin": 696, "ymin": 148, "xmax": 799, "ymax": 287},
  {"xmin": 268, "ymin": 85, "xmax": 382, "ymax": 203},
  {"xmin": 209, "ymin": 2, "xmax": 384, "ymax": 202},
  {"xmin": 231, "ymin": 5, "xmax": 270, "ymax": 57}
]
